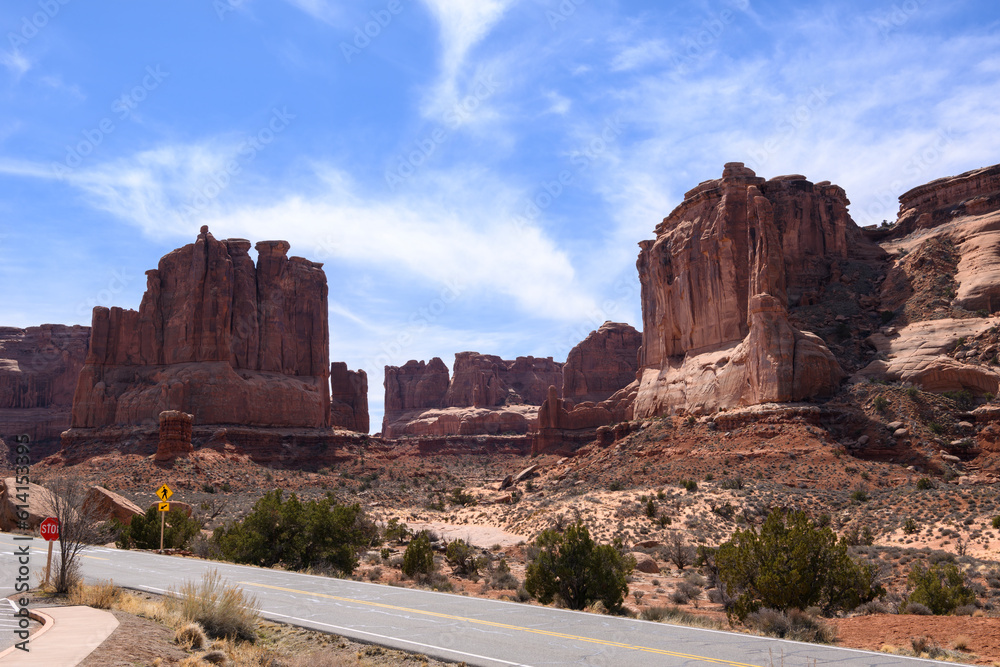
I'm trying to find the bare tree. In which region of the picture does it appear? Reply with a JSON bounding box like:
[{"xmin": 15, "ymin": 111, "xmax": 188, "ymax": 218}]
[
  {"xmin": 41, "ymin": 477, "xmax": 102, "ymax": 594},
  {"xmin": 665, "ymin": 531, "xmax": 694, "ymax": 572}
]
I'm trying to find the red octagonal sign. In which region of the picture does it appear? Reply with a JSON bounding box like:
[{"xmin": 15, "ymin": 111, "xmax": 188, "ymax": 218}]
[{"xmin": 40, "ymin": 517, "xmax": 59, "ymax": 541}]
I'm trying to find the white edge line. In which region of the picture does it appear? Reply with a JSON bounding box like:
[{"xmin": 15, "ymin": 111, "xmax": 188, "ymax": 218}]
[
  {"xmin": 264, "ymin": 609, "xmax": 531, "ymax": 667},
  {"xmin": 127, "ymin": 585, "xmax": 527, "ymax": 666}
]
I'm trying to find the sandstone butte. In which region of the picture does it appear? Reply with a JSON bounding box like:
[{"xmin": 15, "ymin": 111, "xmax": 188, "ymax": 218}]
[
  {"xmin": 65, "ymin": 226, "xmax": 368, "ymax": 436},
  {"xmin": 534, "ymin": 162, "xmax": 1000, "ymax": 454},
  {"xmin": 9, "ymin": 161, "xmax": 1000, "ymax": 460},
  {"xmin": 382, "ymin": 323, "xmax": 642, "ymax": 439}
]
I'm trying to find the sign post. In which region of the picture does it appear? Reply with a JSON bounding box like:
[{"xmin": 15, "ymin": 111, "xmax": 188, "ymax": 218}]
[
  {"xmin": 156, "ymin": 485, "xmax": 172, "ymax": 553},
  {"xmin": 40, "ymin": 517, "xmax": 59, "ymax": 586}
]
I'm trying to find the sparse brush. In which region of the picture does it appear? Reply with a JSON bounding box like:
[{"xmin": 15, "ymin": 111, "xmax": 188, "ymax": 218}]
[
  {"xmin": 176, "ymin": 622, "xmax": 208, "ymax": 650},
  {"xmin": 171, "ymin": 569, "xmax": 260, "ymax": 642},
  {"xmin": 201, "ymin": 650, "xmax": 228, "ymax": 665},
  {"xmin": 69, "ymin": 580, "xmax": 120, "ymax": 609}
]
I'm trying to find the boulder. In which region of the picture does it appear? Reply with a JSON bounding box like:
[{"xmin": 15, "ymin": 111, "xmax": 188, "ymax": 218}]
[
  {"xmin": 0, "ymin": 477, "xmax": 58, "ymax": 531},
  {"xmin": 83, "ymin": 486, "xmax": 143, "ymax": 525},
  {"xmin": 513, "ymin": 465, "xmax": 538, "ymax": 484},
  {"xmin": 631, "ymin": 552, "xmax": 660, "ymax": 574}
]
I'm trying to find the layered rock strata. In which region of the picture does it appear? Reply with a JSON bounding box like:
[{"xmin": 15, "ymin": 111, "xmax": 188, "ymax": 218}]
[
  {"xmin": 69, "ymin": 227, "xmax": 337, "ymax": 431},
  {"xmin": 0, "ymin": 325, "xmax": 90, "ymax": 444},
  {"xmin": 631, "ymin": 163, "xmax": 874, "ymax": 417},
  {"xmin": 154, "ymin": 410, "xmax": 194, "ymax": 461},
  {"xmin": 382, "ymin": 353, "xmax": 563, "ymax": 437},
  {"xmin": 562, "ymin": 322, "xmax": 641, "ymax": 404},
  {"xmin": 330, "ymin": 363, "xmax": 369, "ymax": 433},
  {"xmin": 855, "ymin": 163, "xmax": 1000, "ymax": 393}
]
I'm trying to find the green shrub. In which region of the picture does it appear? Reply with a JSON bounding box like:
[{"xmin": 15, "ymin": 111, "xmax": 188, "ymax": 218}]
[
  {"xmin": 607, "ymin": 480, "xmax": 624, "ymax": 492},
  {"xmin": 383, "ymin": 517, "xmax": 411, "ymax": 544},
  {"xmin": 445, "ymin": 539, "xmax": 484, "ymax": 578},
  {"xmin": 213, "ymin": 490, "xmax": 378, "ymax": 575},
  {"xmin": 524, "ymin": 522, "xmax": 634, "ymax": 612},
  {"xmin": 907, "ymin": 562, "xmax": 976, "ymax": 614},
  {"xmin": 488, "ymin": 558, "xmax": 519, "ymax": 590},
  {"xmin": 992, "ymin": 516, "xmax": 1000, "ymax": 529},
  {"xmin": 715, "ymin": 510, "xmax": 884, "ymax": 621},
  {"xmin": 903, "ymin": 518, "xmax": 919, "ymax": 535},
  {"xmin": 720, "ymin": 476, "xmax": 744, "ymax": 490},
  {"xmin": 851, "ymin": 488, "xmax": 869, "ymax": 503},
  {"xmin": 448, "ymin": 487, "xmax": 477, "ymax": 506},
  {"xmin": 873, "ymin": 396, "xmax": 889, "ymax": 413},
  {"xmin": 680, "ymin": 479, "xmax": 698, "ymax": 492},
  {"xmin": 114, "ymin": 506, "xmax": 202, "ymax": 551},
  {"xmin": 916, "ymin": 477, "xmax": 934, "ymax": 490},
  {"xmin": 171, "ymin": 569, "xmax": 259, "ymax": 641},
  {"xmin": 402, "ymin": 532, "xmax": 435, "ymax": 577},
  {"xmin": 645, "ymin": 498, "xmax": 656, "ymax": 518}
]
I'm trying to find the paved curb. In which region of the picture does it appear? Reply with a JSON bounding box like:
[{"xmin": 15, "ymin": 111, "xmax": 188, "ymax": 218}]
[
  {"xmin": 0, "ymin": 606, "xmax": 53, "ymax": 661},
  {"xmin": 0, "ymin": 605, "xmax": 118, "ymax": 666}
]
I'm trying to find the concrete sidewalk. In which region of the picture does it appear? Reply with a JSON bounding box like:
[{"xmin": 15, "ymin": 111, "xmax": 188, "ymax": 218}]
[{"xmin": 0, "ymin": 605, "xmax": 119, "ymax": 666}]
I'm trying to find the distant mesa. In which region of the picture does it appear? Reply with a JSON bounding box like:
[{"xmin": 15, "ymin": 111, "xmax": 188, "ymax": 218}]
[
  {"xmin": 0, "ymin": 324, "xmax": 90, "ymax": 454},
  {"xmin": 66, "ymin": 226, "xmax": 367, "ymax": 439},
  {"xmin": 382, "ymin": 324, "xmax": 641, "ymax": 440}
]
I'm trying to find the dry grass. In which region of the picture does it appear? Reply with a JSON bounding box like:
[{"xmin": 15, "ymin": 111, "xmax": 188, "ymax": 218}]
[
  {"xmin": 68, "ymin": 578, "xmax": 120, "ymax": 609},
  {"xmin": 171, "ymin": 569, "xmax": 260, "ymax": 642},
  {"xmin": 177, "ymin": 622, "xmax": 209, "ymax": 650}
]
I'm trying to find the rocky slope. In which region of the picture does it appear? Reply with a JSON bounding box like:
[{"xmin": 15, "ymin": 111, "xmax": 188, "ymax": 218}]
[{"xmin": 0, "ymin": 324, "xmax": 90, "ymax": 449}]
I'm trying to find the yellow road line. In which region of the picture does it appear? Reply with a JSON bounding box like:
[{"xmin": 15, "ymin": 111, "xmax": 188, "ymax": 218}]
[{"xmin": 240, "ymin": 581, "xmax": 758, "ymax": 667}]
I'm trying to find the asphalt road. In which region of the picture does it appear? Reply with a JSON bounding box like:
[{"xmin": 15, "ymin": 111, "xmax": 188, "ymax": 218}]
[{"xmin": 0, "ymin": 534, "xmax": 951, "ymax": 666}]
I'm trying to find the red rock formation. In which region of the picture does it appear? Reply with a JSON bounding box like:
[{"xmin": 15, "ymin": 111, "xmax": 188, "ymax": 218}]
[
  {"xmin": 562, "ymin": 322, "xmax": 641, "ymax": 403},
  {"xmin": 633, "ymin": 164, "xmax": 863, "ymax": 417},
  {"xmin": 382, "ymin": 353, "xmax": 562, "ymax": 436},
  {"xmin": 154, "ymin": 410, "xmax": 194, "ymax": 461},
  {"xmin": 0, "ymin": 325, "xmax": 90, "ymax": 444},
  {"xmin": 330, "ymin": 362, "xmax": 369, "ymax": 432},
  {"xmin": 70, "ymin": 227, "xmax": 332, "ymax": 430},
  {"xmin": 891, "ymin": 163, "xmax": 1000, "ymax": 239},
  {"xmin": 445, "ymin": 353, "xmax": 562, "ymax": 407},
  {"xmin": 383, "ymin": 358, "xmax": 450, "ymax": 414}
]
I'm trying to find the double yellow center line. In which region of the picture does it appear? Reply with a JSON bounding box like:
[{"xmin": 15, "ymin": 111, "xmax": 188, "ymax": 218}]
[{"xmin": 240, "ymin": 581, "xmax": 759, "ymax": 667}]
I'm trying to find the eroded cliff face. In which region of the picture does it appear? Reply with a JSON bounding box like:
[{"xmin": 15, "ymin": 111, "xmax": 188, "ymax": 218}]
[
  {"xmin": 70, "ymin": 227, "xmax": 334, "ymax": 429},
  {"xmin": 0, "ymin": 325, "xmax": 90, "ymax": 443},
  {"xmin": 330, "ymin": 362, "xmax": 369, "ymax": 433},
  {"xmin": 381, "ymin": 353, "xmax": 563, "ymax": 437},
  {"xmin": 562, "ymin": 322, "xmax": 641, "ymax": 404},
  {"xmin": 857, "ymin": 163, "xmax": 1000, "ymax": 394},
  {"xmin": 632, "ymin": 163, "xmax": 875, "ymax": 417}
]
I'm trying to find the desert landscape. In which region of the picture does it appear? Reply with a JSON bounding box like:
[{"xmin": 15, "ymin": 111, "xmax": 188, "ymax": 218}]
[
  {"xmin": 3, "ymin": 3, "xmax": 1000, "ymax": 666},
  {"xmin": 2, "ymin": 161, "xmax": 1000, "ymax": 664}
]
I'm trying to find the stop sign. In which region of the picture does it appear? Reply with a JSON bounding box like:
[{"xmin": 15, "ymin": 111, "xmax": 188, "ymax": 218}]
[{"xmin": 40, "ymin": 517, "xmax": 59, "ymax": 541}]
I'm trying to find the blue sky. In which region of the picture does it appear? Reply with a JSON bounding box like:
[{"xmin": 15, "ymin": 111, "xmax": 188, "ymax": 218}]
[{"xmin": 1, "ymin": 0, "xmax": 998, "ymax": 431}]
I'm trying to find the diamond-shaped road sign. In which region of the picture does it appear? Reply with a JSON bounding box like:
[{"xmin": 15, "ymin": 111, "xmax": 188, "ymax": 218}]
[{"xmin": 156, "ymin": 484, "xmax": 173, "ymax": 502}]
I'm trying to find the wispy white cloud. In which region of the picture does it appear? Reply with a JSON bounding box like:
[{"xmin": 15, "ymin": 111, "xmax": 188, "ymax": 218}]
[
  {"xmin": 419, "ymin": 0, "xmax": 515, "ymax": 118},
  {"xmin": 0, "ymin": 50, "xmax": 31, "ymax": 78},
  {"xmin": 282, "ymin": 0, "xmax": 343, "ymax": 25},
  {"xmin": 610, "ymin": 38, "xmax": 672, "ymax": 72},
  {"xmin": 1, "ymin": 143, "xmax": 598, "ymax": 322}
]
